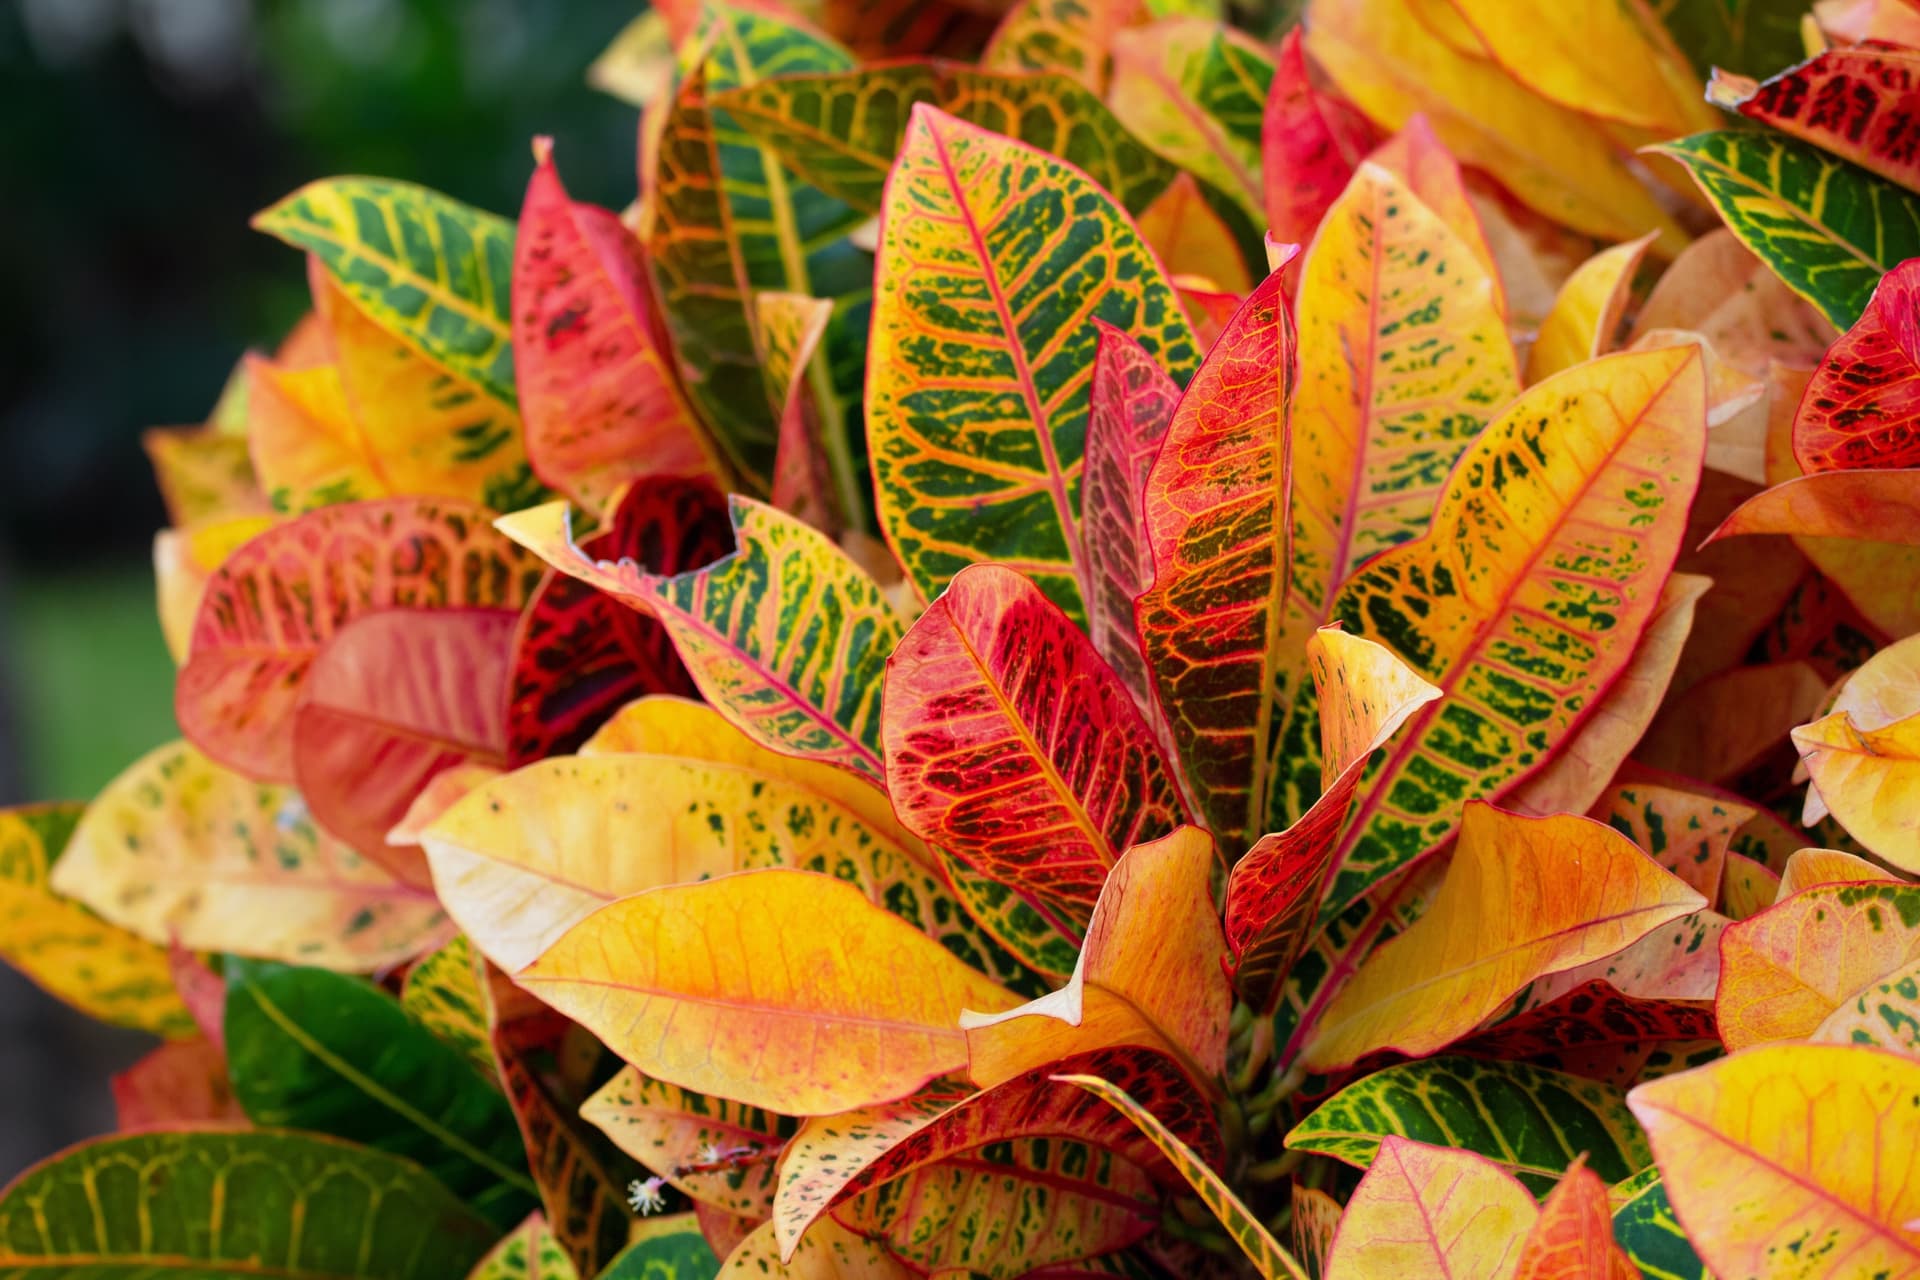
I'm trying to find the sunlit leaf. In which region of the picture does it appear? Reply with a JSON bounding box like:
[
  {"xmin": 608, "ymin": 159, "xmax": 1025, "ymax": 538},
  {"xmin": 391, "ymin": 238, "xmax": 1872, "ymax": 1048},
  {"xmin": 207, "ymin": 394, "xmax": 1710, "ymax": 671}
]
[
  {"xmin": 0, "ymin": 803, "xmax": 193, "ymax": 1038},
  {"xmin": 1322, "ymin": 1136, "xmax": 1534, "ymax": 1280},
  {"xmin": 1287, "ymin": 1057, "xmax": 1654, "ymax": 1193},
  {"xmin": 224, "ymin": 958, "xmax": 538, "ymax": 1227},
  {"xmin": 1511, "ymin": 1158, "xmax": 1637, "ymax": 1280},
  {"xmin": 869, "ymin": 104, "xmax": 1199, "ymax": 622},
  {"xmin": 962, "ymin": 827, "xmax": 1230, "ymax": 1091},
  {"xmin": 884, "ymin": 564, "xmax": 1186, "ymax": 923},
  {"xmin": 522, "ymin": 869, "xmax": 1020, "ymax": 1114},
  {"xmin": 1653, "ymin": 130, "xmax": 1920, "ymax": 329},
  {"xmin": 1793, "ymin": 710, "xmax": 1920, "ymax": 871},
  {"xmin": 177, "ymin": 495, "xmax": 542, "ymax": 782},
  {"xmin": 1776, "ymin": 845, "xmax": 1892, "ymax": 898},
  {"xmin": 1056, "ymin": 1073, "xmax": 1307, "ymax": 1280},
  {"xmin": 1629, "ymin": 1042, "xmax": 1920, "ymax": 1279},
  {"xmin": 1525, "ymin": 235, "xmax": 1655, "ymax": 384},
  {"xmin": 1303, "ymin": 803, "xmax": 1704, "ymax": 1071},
  {"xmin": 512, "ymin": 138, "xmax": 727, "ymax": 510},
  {"xmin": 50, "ymin": 741, "xmax": 446, "ymax": 970},
  {"xmin": 0, "ymin": 1131, "xmax": 498, "ymax": 1277}
]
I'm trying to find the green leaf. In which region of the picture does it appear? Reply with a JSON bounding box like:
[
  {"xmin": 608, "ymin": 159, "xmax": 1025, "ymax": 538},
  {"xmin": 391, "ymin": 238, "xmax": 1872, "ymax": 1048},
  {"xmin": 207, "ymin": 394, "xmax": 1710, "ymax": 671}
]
[
  {"xmin": 712, "ymin": 62, "xmax": 1181, "ymax": 217},
  {"xmin": 1647, "ymin": 0, "xmax": 1806, "ymax": 82},
  {"xmin": 254, "ymin": 177, "xmax": 517, "ymax": 409},
  {"xmin": 1108, "ymin": 20, "xmax": 1272, "ymax": 226},
  {"xmin": 1652, "ymin": 131, "xmax": 1920, "ymax": 328},
  {"xmin": 1610, "ymin": 1166, "xmax": 1710, "ymax": 1280},
  {"xmin": 0, "ymin": 1130, "xmax": 498, "ymax": 1276},
  {"xmin": 597, "ymin": 1215, "xmax": 723, "ymax": 1279},
  {"xmin": 224, "ymin": 957, "xmax": 539, "ymax": 1228},
  {"xmin": 1284, "ymin": 1056, "xmax": 1654, "ymax": 1194}
]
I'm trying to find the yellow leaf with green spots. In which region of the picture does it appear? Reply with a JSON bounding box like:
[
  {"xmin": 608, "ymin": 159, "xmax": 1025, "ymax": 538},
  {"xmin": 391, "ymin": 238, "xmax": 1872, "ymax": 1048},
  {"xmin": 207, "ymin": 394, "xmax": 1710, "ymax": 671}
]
[
  {"xmin": 1609, "ymin": 1167, "xmax": 1708, "ymax": 1280},
  {"xmin": 401, "ymin": 933, "xmax": 496, "ymax": 1082},
  {"xmin": 1811, "ymin": 955, "xmax": 1920, "ymax": 1055},
  {"xmin": 497, "ymin": 496, "xmax": 903, "ymax": 780},
  {"xmin": 981, "ymin": 0, "xmax": 1140, "ymax": 90},
  {"xmin": 1314, "ymin": 344, "xmax": 1707, "ymax": 922},
  {"xmin": 466, "ymin": 1214, "xmax": 580, "ymax": 1280},
  {"xmin": 1652, "ymin": 131, "xmax": 1920, "ymax": 329},
  {"xmin": 1287, "ymin": 1057, "xmax": 1655, "ymax": 1194},
  {"xmin": 0, "ymin": 803, "xmax": 194, "ymax": 1038},
  {"xmin": 867, "ymin": 105, "xmax": 1200, "ymax": 624},
  {"xmin": 49, "ymin": 741, "xmax": 447, "ymax": 971},
  {"xmin": 583, "ymin": 1065, "xmax": 796, "ymax": 1219},
  {"xmin": 254, "ymin": 177, "xmax": 518, "ymax": 410},
  {"xmin": 1108, "ymin": 20, "xmax": 1272, "ymax": 227}
]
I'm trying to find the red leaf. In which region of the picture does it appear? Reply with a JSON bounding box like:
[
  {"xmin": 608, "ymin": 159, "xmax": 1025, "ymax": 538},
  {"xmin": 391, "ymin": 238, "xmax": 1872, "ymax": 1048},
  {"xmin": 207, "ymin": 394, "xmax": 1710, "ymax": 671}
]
[
  {"xmin": 293, "ymin": 607, "xmax": 518, "ymax": 886},
  {"xmin": 1262, "ymin": 28, "xmax": 1380, "ymax": 249},
  {"xmin": 1452, "ymin": 979, "xmax": 1717, "ymax": 1082},
  {"xmin": 1794, "ymin": 258, "xmax": 1920, "ymax": 473},
  {"xmin": 882, "ymin": 563, "xmax": 1187, "ymax": 921},
  {"xmin": 503, "ymin": 476, "xmax": 732, "ymax": 765},
  {"xmin": 1712, "ymin": 47, "xmax": 1920, "ymax": 199},
  {"xmin": 512, "ymin": 138, "xmax": 727, "ymax": 511},
  {"xmin": 112, "ymin": 1038, "xmax": 246, "ymax": 1131}
]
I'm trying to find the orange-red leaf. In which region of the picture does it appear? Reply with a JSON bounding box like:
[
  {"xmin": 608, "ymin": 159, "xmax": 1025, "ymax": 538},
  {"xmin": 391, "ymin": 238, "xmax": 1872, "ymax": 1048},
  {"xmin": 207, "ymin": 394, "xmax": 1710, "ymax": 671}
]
[
  {"xmin": 1261, "ymin": 28, "xmax": 1379, "ymax": 249},
  {"xmin": 1793, "ymin": 257, "xmax": 1920, "ymax": 473},
  {"xmin": 1512, "ymin": 1159, "xmax": 1637, "ymax": 1280},
  {"xmin": 883, "ymin": 564, "xmax": 1186, "ymax": 923},
  {"xmin": 1712, "ymin": 46, "xmax": 1920, "ymax": 197}
]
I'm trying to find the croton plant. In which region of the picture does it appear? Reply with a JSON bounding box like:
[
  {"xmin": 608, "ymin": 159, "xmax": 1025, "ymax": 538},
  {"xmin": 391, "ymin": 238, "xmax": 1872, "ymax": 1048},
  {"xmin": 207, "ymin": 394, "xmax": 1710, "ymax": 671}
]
[{"xmin": 10, "ymin": 0, "xmax": 1920, "ymax": 1275}]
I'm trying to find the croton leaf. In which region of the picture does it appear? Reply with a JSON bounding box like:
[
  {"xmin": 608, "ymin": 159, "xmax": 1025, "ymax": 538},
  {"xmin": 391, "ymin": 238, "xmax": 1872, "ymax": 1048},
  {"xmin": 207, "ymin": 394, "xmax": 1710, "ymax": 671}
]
[
  {"xmin": 723, "ymin": 1217, "xmax": 914, "ymax": 1277},
  {"xmin": 1775, "ymin": 846, "xmax": 1890, "ymax": 898},
  {"xmin": 243, "ymin": 349, "xmax": 375, "ymax": 513},
  {"xmin": 1322, "ymin": 1136, "xmax": 1535, "ymax": 1280},
  {"xmin": 1223, "ymin": 629, "xmax": 1439, "ymax": 1012},
  {"xmin": 772, "ymin": 1048, "xmax": 1213, "ymax": 1264},
  {"xmin": 1525, "ymin": 234, "xmax": 1655, "ymax": 385},
  {"xmin": 512, "ymin": 138, "xmax": 727, "ymax": 511},
  {"xmin": 0, "ymin": 1130, "xmax": 499, "ymax": 1277},
  {"xmin": 1291, "ymin": 1184, "xmax": 1341, "ymax": 1280},
  {"xmin": 1511, "ymin": 1158, "xmax": 1637, "ymax": 1280},
  {"xmin": 1078, "ymin": 321, "xmax": 1180, "ymax": 721},
  {"xmin": 467, "ymin": 1214, "xmax": 579, "ymax": 1280},
  {"xmin": 1647, "ymin": 0, "xmax": 1804, "ymax": 83},
  {"xmin": 1302, "ymin": 803, "xmax": 1705, "ymax": 1071},
  {"xmin": 1711, "ymin": 45, "xmax": 1920, "ymax": 198},
  {"xmin": 1316, "ymin": 344, "xmax": 1707, "ymax": 920},
  {"xmin": 712, "ymin": 62, "xmax": 1180, "ymax": 217},
  {"xmin": 50, "ymin": 741, "xmax": 446, "ymax": 970},
  {"xmin": 1136, "ymin": 170, "xmax": 1252, "ymax": 294},
  {"xmin": 176, "ymin": 495, "xmax": 542, "ymax": 782},
  {"xmin": 868, "ymin": 103, "xmax": 1199, "ymax": 623},
  {"xmin": 1365, "ymin": 116, "xmax": 1505, "ymax": 316},
  {"xmin": 255, "ymin": 177, "xmax": 518, "ymax": 411},
  {"xmin": 504, "ymin": 476, "xmax": 731, "ymax": 766},
  {"xmin": 883, "ymin": 563, "xmax": 1186, "ymax": 924},
  {"xmin": 498, "ymin": 495, "xmax": 901, "ymax": 779},
  {"xmin": 1652, "ymin": 131, "xmax": 1920, "ymax": 329},
  {"xmin": 224, "ymin": 958, "xmax": 539, "ymax": 1228},
  {"xmin": 1304, "ymin": 0, "xmax": 1688, "ymax": 248},
  {"xmin": 521, "ymin": 869, "xmax": 1020, "ymax": 1115},
  {"xmin": 1261, "ymin": 27, "xmax": 1377, "ymax": 250},
  {"xmin": 401, "ymin": 932, "xmax": 495, "ymax": 1081},
  {"xmin": 0, "ymin": 803, "xmax": 194, "ymax": 1038},
  {"xmin": 760, "ymin": 291, "xmax": 845, "ymax": 538},
  {"xmin": 293, "ymin": 607, "xmax": 517, "ymax": 886},
  {"xmin": 143, "ymin": 425, "xmax": 265, "ymax": 526},
  {"xmin": 1793, "ymin": 251, "xmax": 1920, "ymax": 475},
  {"xmin": 583, "ymin": 1066, "xmax": 795, "ymax": 1220},
  {"xmin": 1287, "ymin": 1057, "xmax": 1654, "ymax": 1193},
  {"xmin": 962, "ymin": 826, "xmax": 1230, "ymax": 1092},
  {"xmin": 1810, "ymin": 953, "xmax": 1920, "ymax": 1052},
  {"xmin": 111, "ymin": 1037, "xmax": 245, "ymax": 1130},
  {"xmin": 1717, "ymin": 880, "xmax": 1920, "ymax": 1049},
  {"xmin": 1107, "ymin": 20, "xmax": 1271, "ymax": 228},
  {"xmin": 1793, "ymin": 711, "xmax": 1920, "ymax": 871},
  {"xmin": 1056, "ymin": 1073, "xmax": 1307, "ymax": 1280},
  {"xmin": 1137, "ymin": 268, "xmax": 1296, "ymax": 849},
  {"xmin": 980, "ymin": 0, "xmax": 1137, "ymax": 90},
  {"xmin": 1629, "ymin": 1043, "xmax": 1920, "ymax": 1279},
  {"xmin": 1452, "ymin": 980, "xmax": 1717, "ymax": 1090},
  {"xmin": 600, "ymin": 1214, "xmax": 724, "ymax": 1278},
  {"xmin": 577, "ymin": 694, "xmax": 1055, "ymax": 990},
  {"xmin": 1608, "ymin": 1166, "xmax": 1707, "ymax": 1280},
  {"xmin": 1587, "ymin": 774, "xmax": 1758, "ymax": 901}
]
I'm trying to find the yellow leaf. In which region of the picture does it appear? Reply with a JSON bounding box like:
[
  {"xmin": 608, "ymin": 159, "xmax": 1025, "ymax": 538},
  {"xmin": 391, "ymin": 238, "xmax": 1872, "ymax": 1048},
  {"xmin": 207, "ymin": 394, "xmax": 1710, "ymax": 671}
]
[
  {"xmin": 153, "ymin": 516, "xmax": 275, "ymax": 664},
  {"xmin": 49, "ymin": 741, "xmax": 446, "ymax": 971},
  {"xmin": 1795, "ymin": 710, "xmax": 1920, "ymax": 873},
  {"xmin": 1525, "ymin": 234, "xmax": 1656, "ymax": 383},
  {"xmin": 1366, "ymin": 117, "xmax": 1504, "ymax": 317},
  {"xmin": 1777, "ymin": 846, "xmax": 1892, "ymax": 900},
  {"xmin": 1304, "ymin": 0, "xmax": 1687, "ymax": 250},
  {"xmin": 1629, "ymin": 1043, "xmax": 1920, "ymax": 1278},
  {"xmin": 0, "ymin": 805, "xmax": 194, "ymax": 1038},
  {"xmin": 1323, "ymin": 1136, "xmax": 1536, "ymax": 1280},
  {"xmin": 1805, "ymin": 632, "xmax": 1920, "ymax": 823},
  {"xmin": 1722, "ymin": 852, "xmax": 1782, "ymax": 922},
  {"xmin": 1304, "ymin": 803, "xmax": 1704, "ymax": 1071},
  {"xmin": 961, "ymin": 827, "xmax": 1230, "ymax": 1091},
  {"xmin": 521, "ymin": 869, "xmax": 1020, "ymax": 1115},
  {"xmin": 722, "ymin": 1218, "xmax": 913, "ymax": 1277},
  {"xmin": 1719, "ymin": 881, "xmax": 1920, "ymax": 1050},
  {"xmin": 1812, "ymin": 956, "xmax": 1920, "ymax": 1056}
]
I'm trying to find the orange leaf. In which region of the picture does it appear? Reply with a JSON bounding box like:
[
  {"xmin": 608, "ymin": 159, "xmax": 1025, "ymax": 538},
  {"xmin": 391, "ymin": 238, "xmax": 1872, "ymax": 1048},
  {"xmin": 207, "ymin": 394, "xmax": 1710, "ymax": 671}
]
[
  {"xmin": 1512, "ymin": 1159, "xmax": 1637, "ymax": 1280},
  {"xmin": 520, "ymin": 869, "xmax": 1020, "ymax": 1115},
  {"xmin": 1136, "ymin": 171, "xmax": 1252, "ymax": 295},
  {"xmin": 961, "ymin": 827, "xmax": 1230, "ymax": 1092},
  {"xmin": 1303, "ymin": 803, "xmax": 1704, "ymax": 1071},
  {"xmin": 1776, "ymin": 846, "xmax": 1892, "ymax": 899},
  {"xmin": 1718, "ymin": 881, "xmax": 1920, "ymax": 1050},
  {"xmin": 1323, "ymin": 1136, "xmax": 1536, "ymax": 1280},
  {"xmin": 1795, "ymin": 711, "xmax": 1920, "ymax": 872},
  {"xmin": 1629, "ymin": 1043, "xmax": 1920, "ymax": 1279},
  {"xmin": 1722, "ymin": 852, "xmax": 1782, "ymax": 921},
  {"xmin": 1525, "ymin": 235, "xmax": 1656, "ymax": 384}
]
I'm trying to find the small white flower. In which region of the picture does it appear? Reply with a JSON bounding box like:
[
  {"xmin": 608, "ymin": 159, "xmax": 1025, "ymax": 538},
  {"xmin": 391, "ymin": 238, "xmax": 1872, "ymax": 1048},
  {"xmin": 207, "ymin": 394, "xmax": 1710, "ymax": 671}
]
[
  {"xmin": 695, "ymin": 1142, "xmax": 725, "ymax": 1165},
  {"xmin": 627, "ymin": 1176, "xmax": 668, "ymax": 1215}
]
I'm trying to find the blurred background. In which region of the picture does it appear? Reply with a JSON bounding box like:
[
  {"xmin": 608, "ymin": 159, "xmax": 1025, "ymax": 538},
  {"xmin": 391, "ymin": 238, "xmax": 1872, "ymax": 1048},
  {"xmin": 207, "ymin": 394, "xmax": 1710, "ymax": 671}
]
[{"xmin": 0, "ymin": 0, "xmax": 644, "ymax": 1177}]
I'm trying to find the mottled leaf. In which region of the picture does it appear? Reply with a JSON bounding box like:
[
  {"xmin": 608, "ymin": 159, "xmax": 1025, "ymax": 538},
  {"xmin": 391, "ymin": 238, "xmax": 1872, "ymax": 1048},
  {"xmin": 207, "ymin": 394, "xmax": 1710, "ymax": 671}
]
[
  {"xmin": 1608, "ymin": 1166, "xmax": 1707, "ymax": 1280},
  {"xmin": 584, "ymin": 1066, "xmax": 794, "ymax": 1220},
  {"xmin": 1108, "ymin": 20, "xmax": 1271, "ymax": 226},
  {"xmin": 401, "ymin": 933, "xmax": 496, "ymax": 1082},
  {"xmin": 467, "ymin": 1214, "xmax": 580, "ymax": 1280}
]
